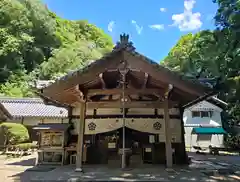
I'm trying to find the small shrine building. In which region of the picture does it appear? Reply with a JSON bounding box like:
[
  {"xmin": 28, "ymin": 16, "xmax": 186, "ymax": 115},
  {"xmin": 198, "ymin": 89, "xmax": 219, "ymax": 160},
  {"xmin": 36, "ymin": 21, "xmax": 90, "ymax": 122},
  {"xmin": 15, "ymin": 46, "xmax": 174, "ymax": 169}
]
[{"xmin": 37, "ymin": 34, "xmax": 216, "ymax": 170}]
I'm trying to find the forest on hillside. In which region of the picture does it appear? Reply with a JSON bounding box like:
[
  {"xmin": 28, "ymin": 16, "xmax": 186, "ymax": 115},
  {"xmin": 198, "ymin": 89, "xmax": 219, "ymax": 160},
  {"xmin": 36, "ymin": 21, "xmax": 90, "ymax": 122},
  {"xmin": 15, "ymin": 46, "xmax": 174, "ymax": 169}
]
[
  {"xmin": 0, "ymin": 0, "xmax": 113, "ymax": 97},
  {"xmin": 162, "ymin": 0, "xmax": 240, "ymax": 146},
  {"xmin": 0, "ymin": 1, "xmax": 239, "ymax": 145}
]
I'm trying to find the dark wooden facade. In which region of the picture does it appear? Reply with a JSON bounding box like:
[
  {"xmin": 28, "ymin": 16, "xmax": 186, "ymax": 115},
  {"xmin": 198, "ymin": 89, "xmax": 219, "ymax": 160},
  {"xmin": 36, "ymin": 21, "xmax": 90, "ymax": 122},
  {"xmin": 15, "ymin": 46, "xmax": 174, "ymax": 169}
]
[{"xmin": 38, "ymin": 34, "xmax": 216, "ymax": 169}]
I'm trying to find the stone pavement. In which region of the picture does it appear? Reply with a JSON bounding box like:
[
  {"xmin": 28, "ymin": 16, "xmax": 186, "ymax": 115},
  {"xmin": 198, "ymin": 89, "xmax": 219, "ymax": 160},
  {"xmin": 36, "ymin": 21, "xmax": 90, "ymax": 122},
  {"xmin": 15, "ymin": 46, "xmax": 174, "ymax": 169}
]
[{"xmin": 1, "ymin": 152, "xmax": 240, "ymax": 182}]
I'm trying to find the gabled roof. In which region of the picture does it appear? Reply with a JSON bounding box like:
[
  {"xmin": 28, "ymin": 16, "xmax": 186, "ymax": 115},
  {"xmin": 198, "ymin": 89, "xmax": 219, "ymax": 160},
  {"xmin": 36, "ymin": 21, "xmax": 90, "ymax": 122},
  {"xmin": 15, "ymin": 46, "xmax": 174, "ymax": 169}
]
[
  {"xmin": 39, "ymin": 34, "xmax": 216, "ymax": 106},
  {"xmin": 0, "ymin": 97, "xmax": 68, "ymax": 118},
  {"xmin": 206, "ymin": 96, "xmax": 228, "ymax": 109},
  {"xmin": 188, "ymin": 100, "xmax": 223, "ymax": 112}
]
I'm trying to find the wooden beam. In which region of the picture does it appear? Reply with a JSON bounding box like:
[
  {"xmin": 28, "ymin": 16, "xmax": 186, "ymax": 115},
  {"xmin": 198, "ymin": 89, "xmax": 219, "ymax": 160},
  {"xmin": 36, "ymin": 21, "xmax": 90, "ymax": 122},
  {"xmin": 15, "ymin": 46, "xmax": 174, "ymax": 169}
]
[
  {"xmin": 55, "ymin": 94, "xmax": 83, "ymax": 105},
  {"xmin": 86, "ymin": 100, "xmax": 177, "ymax": 109},
  {"xmin": 42, "ymin": 85, "xmax": 85, "ymax": 103},
  {"xmin": 87, "ymin": 88, "xmax": 164, "ymax": 97},
  {"xmin": 36, "ymin": 92, "xmax": 71, "ymax": 108}
]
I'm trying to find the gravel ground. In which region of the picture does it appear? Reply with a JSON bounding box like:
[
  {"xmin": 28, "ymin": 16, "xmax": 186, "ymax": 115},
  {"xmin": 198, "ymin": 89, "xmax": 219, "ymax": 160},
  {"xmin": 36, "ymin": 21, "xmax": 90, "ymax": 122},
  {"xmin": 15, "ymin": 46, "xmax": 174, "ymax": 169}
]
[{"xmin": 0, "ymin": 152, "xmax": 239, "ymax": 182}]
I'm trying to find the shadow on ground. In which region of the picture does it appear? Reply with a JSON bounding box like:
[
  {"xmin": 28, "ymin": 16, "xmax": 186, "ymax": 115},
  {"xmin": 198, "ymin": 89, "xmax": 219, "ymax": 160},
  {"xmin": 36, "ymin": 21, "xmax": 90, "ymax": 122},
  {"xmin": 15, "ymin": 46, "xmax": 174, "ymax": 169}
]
[
  {"xmin": 9, "ymin": 164, "xmax": 240, "ymax": 182},
  {"xmin": 4, "ymin": 153, "xmax": 240, "ymax": 182},
  {"xmin": 7, "ymin": 157, "xmax": 36, "ymax": 166}
]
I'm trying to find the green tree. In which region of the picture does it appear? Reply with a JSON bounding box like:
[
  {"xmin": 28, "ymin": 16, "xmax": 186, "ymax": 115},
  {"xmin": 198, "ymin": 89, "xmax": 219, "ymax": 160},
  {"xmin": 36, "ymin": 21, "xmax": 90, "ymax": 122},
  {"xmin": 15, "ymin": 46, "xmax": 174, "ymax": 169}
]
[
  {"xmin": 0, "ymin": 0, "xmax": 113, "ymax": 97},
  {"xmin": 162, "ymin": 0, "xmax": 240, "ymax": 148},
  {"xmin": 73, "ymin": 20, "xmax": 113, "ymax": 50},
  {"xmin": 0, "ymin": 70, "xmax": 34, "ymax": 97},
  {"xmin": 37, "ymin": 41, "xmax": 104, "ymax": 80},
  {"xmin": 161, "ymin": 33, "xmax": 195, "ymax": 73},
  {"xmin": 214, "ymin": 0, "xmax": 240, "ymax": 31},
  {"xmin": 0, "ymin": 0, "xmax": 60, "ymax": 82}
]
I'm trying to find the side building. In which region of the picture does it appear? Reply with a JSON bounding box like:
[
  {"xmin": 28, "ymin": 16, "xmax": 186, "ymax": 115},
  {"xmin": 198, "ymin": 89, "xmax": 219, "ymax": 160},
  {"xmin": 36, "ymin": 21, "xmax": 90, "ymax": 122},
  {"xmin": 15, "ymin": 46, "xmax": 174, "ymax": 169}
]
[
  {"xmin": 0, "ymin": 97, "xmax": 68, "ymax": 141},
  {"xmin": 184, "ymin": 97, "xmax": 227, "ymax": 151}
]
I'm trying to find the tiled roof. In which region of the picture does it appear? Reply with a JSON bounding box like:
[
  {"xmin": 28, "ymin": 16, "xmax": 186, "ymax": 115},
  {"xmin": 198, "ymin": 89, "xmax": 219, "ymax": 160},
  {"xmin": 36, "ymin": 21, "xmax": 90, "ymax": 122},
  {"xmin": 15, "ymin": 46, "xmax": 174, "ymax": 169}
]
[{"xmin": 0, "ymin": 97, "xmax": 68, "ymax": 118}]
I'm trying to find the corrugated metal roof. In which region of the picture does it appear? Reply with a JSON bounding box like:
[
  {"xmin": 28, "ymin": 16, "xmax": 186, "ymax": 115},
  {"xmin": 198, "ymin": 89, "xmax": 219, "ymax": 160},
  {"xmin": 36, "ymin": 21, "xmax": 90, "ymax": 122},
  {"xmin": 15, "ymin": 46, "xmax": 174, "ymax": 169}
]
[{"xmin": 0, "ymin": 97, "xmax": 68, "ymax": 118}]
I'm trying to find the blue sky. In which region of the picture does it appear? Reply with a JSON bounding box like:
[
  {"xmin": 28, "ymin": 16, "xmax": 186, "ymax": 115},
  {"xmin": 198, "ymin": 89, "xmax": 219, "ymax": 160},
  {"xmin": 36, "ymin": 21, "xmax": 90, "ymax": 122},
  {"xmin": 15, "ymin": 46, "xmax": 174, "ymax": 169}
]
[{"xmin": 43, "ymin": 0, "xmax": 218, "ymax": 62}]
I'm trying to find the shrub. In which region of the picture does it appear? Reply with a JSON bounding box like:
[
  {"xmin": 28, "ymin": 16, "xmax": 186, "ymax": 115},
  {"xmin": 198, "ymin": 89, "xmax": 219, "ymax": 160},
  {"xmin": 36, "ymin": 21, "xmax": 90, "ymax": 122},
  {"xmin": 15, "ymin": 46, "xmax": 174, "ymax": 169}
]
[{"xmin": 0, "ymin": 122, "xmax": 30, "ymax": 146}]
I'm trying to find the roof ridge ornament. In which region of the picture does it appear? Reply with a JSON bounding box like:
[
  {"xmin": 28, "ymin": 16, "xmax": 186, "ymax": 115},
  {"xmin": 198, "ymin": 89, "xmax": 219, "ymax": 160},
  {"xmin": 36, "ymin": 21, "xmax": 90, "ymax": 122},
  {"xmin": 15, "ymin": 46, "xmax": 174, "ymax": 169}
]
[
  {"xmin": 120, "ymin": 33, "xmax": 129, "ymax": 44},
  {"xmin": 113, "ymin": 33, "xmax": 135, "ymax": 52}
]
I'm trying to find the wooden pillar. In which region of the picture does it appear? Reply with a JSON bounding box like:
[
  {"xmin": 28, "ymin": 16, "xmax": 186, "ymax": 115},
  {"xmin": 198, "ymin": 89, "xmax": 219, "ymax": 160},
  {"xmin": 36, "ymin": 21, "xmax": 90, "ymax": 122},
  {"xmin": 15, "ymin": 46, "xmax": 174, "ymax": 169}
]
[
  {"xmin": 179, "ymin": 106, "xmax": 188, "ymax": 164},
  {"xmin": 76, "ymin": 102, "xmax": 86, "ymax": 172},
  {"xmin": 164, "ymin": 98, "xmax": 173, "ymax": 168}
]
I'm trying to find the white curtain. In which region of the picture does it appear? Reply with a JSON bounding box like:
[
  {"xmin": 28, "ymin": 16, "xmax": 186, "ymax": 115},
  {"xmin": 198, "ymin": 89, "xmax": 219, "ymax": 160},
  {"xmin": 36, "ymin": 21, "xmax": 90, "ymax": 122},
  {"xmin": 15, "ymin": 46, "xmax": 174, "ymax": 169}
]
[
  {"xmin": 85, "ymin": 119, "xmax": 123, "ymax": 135},
  {"xmin": 125, "ymin": 118, "xmax": 165, "ymax": 134},
  {"xmin": 83, "ymin": 118, "xmax": 182, "ymax": 142},
  {"xmin": 84, "ymin": 118, "xmax": 166, "ymax": 134}
]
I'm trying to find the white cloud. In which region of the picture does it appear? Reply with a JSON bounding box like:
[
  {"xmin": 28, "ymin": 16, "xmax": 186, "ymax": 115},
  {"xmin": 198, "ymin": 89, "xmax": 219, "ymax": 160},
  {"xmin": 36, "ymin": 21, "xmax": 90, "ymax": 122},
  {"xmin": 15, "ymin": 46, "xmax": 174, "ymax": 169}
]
[
  {"xmin": 184, "ymin": 0, "xmax": 195, "ymax": 11},
  {"xmin": 149, "ymin": 24, "xmax": 164, "ymax": 30},
  {"xmin": 171, "ymin": 0, "xmax": 202, "ymax": 31},
  {"xmin": 107, "ymin": 21, "xmax": 115, "ymax": 32},
  {"xmin": 131, "ymin": 20, "xmax": 143, "ymax": 35},
  {"xmin": 160, "ymin": 8, "xmax": 167, "ymax": 12}
]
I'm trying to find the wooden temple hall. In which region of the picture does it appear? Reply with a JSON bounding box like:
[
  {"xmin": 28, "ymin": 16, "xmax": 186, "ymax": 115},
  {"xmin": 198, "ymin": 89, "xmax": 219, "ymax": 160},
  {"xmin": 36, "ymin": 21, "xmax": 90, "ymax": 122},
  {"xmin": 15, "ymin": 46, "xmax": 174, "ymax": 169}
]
[{"xmin": 37, "ymin": 34, "xmax": 216, "ymax": 170}]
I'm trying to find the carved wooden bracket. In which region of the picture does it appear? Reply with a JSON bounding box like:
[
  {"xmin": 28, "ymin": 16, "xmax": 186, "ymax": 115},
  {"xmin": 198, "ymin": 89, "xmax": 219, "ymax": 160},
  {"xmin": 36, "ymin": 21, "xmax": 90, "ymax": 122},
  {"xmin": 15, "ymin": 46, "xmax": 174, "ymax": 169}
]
[
  {"xmin": 99, "ymin": 73, "xmax": 106, "ymax": 89},
  {"xmin": 142, "ymin": 72, "xmax": 149, "ymax": 89},
  {"xmin": 164, "ymin": 84, "xmax": 173, "ymax": 99}
]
